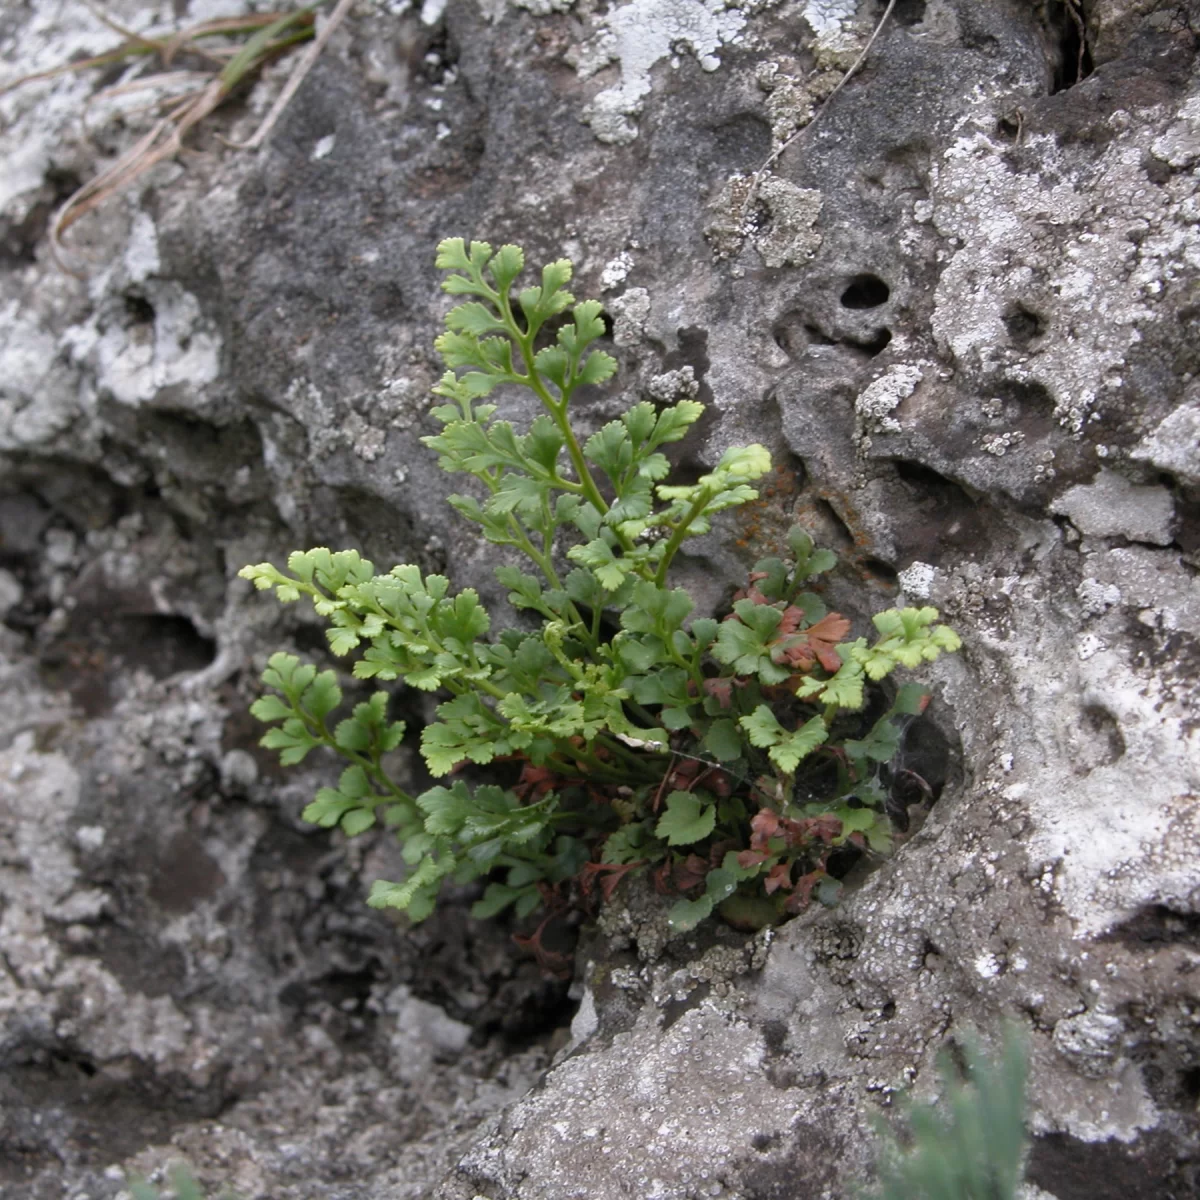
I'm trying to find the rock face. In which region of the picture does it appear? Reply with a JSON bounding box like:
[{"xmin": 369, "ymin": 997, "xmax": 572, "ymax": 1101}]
[{"xmin": 2, "ymin": 0, "xmax": 1199, "ymax": 1196}]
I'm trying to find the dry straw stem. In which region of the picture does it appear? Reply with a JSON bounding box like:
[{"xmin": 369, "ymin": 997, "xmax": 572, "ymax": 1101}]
[
  {"xmin": 221, "ymin": 0, "xmax": 356, "ymax": 151},
  {"xmin": 1, "ymin": 4, "xmax": 330, "ymax": 272},
  {"xmin": 740, "ymin": 0, "xmax": 897, "ymax": 222}
]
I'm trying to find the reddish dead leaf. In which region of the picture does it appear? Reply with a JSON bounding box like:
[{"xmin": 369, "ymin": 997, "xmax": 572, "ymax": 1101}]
[
  {"xmin": 750, "ymin": 807, "xmax": 842, "ymax": 854},
  {"xmin": 709, "ymin": 838, "xmax": 738, "ymax": 865},
  {"xmin": 803, "ymin": 813, "xmax": 844, "ymax": 845},
  {"xmin": 806, "ymin": 612, "xmax": 852, "ymax": 671},
  {"xmin": 673, "ymin": 854, "xmax": 708, "ymax": 892},
  {"xmin": 786, "ymin": 870, "xmax": 824, "ymax": 913},
  {"xmin": 579, "ymin": 860, "xmax": 643, "ymax": 901},
  {"xmin": 737, "ymin": 848, "xmax": 771, "ymax": 869},
  {"xmin": 771, "ymin": 611, "xmax": 852, "ymax": 674},
  {"xmin": 776, "ymin": 605, "xmax": 805, "ymax": 637},
  {"xmin": 731, "ymin": 572, "xmax": 772, "ymax": 604},
  {"xmin": 512, "ymin": 920, "xmax": 574, "ymax": 979},
  {"xmin": 749, "ymin": 808, "xmax": 781, "ymax": 849},
  {"xmin": 764, "ymin": 861, "xmax": 794, "ymax": 895},
  {"xmin": 514, "ymin": 763, "xmax": 564, "ymax": 801}
]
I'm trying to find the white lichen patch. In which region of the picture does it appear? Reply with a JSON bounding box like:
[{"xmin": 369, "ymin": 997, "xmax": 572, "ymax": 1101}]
[
  {"xmin": 609, "ymin": 286, "xmax": 651, "ymax": 346},
  {"xmin": 928, "ymin": 105, "xmax": 1200, "ymax": 435},
  {"xmin": 803, "ymin": 0, "xmax": 865, "ymax": 69},
  {"xmin": 600, "ymin": 252, "xmax": 635, "ymax": 290},
  {"xmin": 799, "ymin": 0, "xmax": 856, "ymax": 39},
  {"xmin": 704, "ymin": 174, "xmax": 823, "ymax": 265},
  {"xmin": 855, "ymin": 364, "xmax": 923, "ymax": 434},
  {"xmin": 897, "ymin": 560, "xmax": 936, "ymax": 601},
  {"xmin": 1025, "ymin": 647, "xmax": 1200, "ymax": 937},
  {"xmin": 981, "ymin": 430, "xmax": 1025, "ymax": 456},
  {"xmin": 61, "ymin": 281, "xmax": 221, "ymax": 408},
  {"xmin": 0, "ymin": 0, "xmax": 131, "ymax": 217},
  {"xmin": 1150, "ymin": 94, "xmax": 1200, "ymax": 168},
  {"xmin": 576, "ymin": 0, "xmax": 746, "ymax": 144},
  {"xmin": 753, "ymin": 178, "xmax": 823, "ymax": 267},
  {"xmin": 1076, "ymin": 577, "xmax": 1121, "ymax": 617},
  {"xmin": 0, "ymin": 300, "xmax": 70, "ymax": 448}
]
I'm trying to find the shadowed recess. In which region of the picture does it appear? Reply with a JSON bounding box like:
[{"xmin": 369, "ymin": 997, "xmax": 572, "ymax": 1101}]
[{"xmin": 840, "ymin": 274, "xmax": 891, "ymax": 309}]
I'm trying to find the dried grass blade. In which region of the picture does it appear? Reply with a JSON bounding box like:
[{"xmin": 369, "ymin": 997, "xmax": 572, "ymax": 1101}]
[
  {"xmin": 0, "ymin": 44, "xmax": 154, "ymax": 97},
  {"xmin": 742, "ymin": 0, "xmax": 898, "ymax": 216},
  {"xmin": 51, "ymin": 78, "xmax": 226, "ymax": 271},
  {"xmin": 90, "ymin": 71, "xmax": 211, "ymax": 105},
  {"xmin": 220, "ymin": 0, "xmax": 352, "ymax": 151},
  {"xmin": 81, "ymin": 0, "xmax": 166, "ymax": 57}
]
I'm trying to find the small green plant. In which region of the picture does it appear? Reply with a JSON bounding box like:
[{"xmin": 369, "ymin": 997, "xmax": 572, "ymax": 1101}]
[
  {"xmin": 240, "ymin": 239, "xmax": 960, "ymax": 940},
  {"xmin": 129, "ymin": 1164, "xmax": 237, "ymax": 1200},
  {"xmin": 863, "ymin": 1030, "xmax": 1029, "ymax": 1200}
]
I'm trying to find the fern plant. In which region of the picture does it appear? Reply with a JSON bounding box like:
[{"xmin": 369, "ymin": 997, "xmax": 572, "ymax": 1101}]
[{"xmin": 241, "ymin": 239, "xmax": 960, "ymax": 937}]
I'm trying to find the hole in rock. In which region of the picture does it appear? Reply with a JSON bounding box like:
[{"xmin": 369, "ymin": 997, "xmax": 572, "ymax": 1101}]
[
  {"xmin": 863, "ymin": 557, "xmax": 898, "ymax": 586},
  {"xmin": 771, "ymin": 313, "xmax": 835, "ymax": 357},
  {"xmin": 850, "ymin": 327, "xmax": 892, "ymax": 357},
  {"xmin": 890, "ymin": 460, "xmax": 989, "ymax": 559},
  {"xmin": 997, "ymin": 114, "xmax": 1022, "ymax": 142},
  {"xmin": 840, "ymin": 274, "xmax": 890, "ymax": 309},
  {"xmin": 123, "ymin": 293, "xmax": 155, "ymax": 326},
  {"xmin": 1080, "ymin": 703, "xmax": 1126, "ymax": 766},
  {"xmin": 892, "ymin": 0, "xmax": 927, "ymax": 25},
  {"xmin": 1003, "ymin": 303, "xmax": 1047, "ymax": 345}
]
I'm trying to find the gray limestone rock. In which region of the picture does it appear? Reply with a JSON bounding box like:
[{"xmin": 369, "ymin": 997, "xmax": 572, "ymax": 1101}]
[{"xmin": 2, "ymin": 0, "xmax": 1199, "ymax": 1197}]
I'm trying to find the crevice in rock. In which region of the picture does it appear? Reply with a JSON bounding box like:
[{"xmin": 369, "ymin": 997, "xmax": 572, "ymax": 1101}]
[
  {"xmin": 772, "ymin": 310, "xmax": 891, "ymax": 360},
  {"xmin": 0, "ymin": 167, "xmax": 81, "ymax": 267},
  {"xmin": 888, "ymin": 460, "xmax": 990, "ymax": 562},
  {"xmin": 1047, "ymin": 1, "xmax": 1095, "ymax": 93},
  {"xmin": 809, "ymin": 497, "xmax": 856, "ymax": 551},
  {"xmin": 1028, "ymin": 1130, "xmax": 1190, "ymax": 1199},
  {"xmin": 862, "ymin": 557, "xmax": 898, "ymax": 586},
  {"xmin": 1098, "ymin": 905, "xmax": 1200, "ymax": 949},
  {"xmin": 41, "ymin": 610, "xmax": 217, "ymax": 718}
]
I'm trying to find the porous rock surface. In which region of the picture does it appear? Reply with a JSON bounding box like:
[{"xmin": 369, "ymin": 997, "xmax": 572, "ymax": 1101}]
[{"xmin": 2, "ymin": 0, "xmax": 1199, "ymax": 1196}]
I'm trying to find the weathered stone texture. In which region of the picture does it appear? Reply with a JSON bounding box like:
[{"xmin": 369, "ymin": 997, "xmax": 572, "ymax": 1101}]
[{"xmin": 2, "ymin": 0, "xmax": 1199, "ymax": 1196}]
